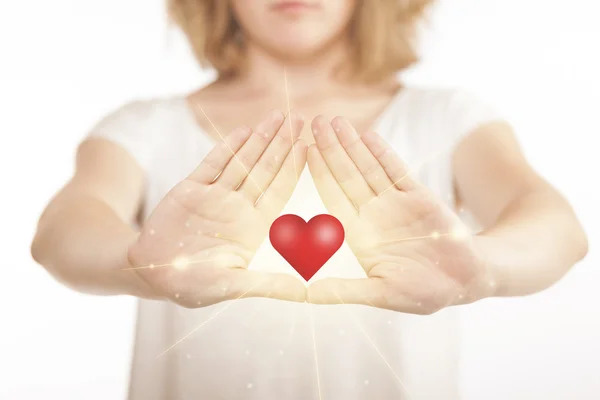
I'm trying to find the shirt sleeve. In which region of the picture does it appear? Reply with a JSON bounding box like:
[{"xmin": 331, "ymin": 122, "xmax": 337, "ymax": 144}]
[
  {"xmin": 445, "ymin": 89, "xmax": 505, "ymax": 144},
  {"xmin": 443, "ymin": 89, "xmax": 505, "ymax": 227},
  {"xmin": 87, "ymin": 100, "xmax": 159, "ymax": 172}
]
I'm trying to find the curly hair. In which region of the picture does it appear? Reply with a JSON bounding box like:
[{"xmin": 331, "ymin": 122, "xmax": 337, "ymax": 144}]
[{"xmin": 167, "ymin": 0, "xmax": 434, "ymax": 83}]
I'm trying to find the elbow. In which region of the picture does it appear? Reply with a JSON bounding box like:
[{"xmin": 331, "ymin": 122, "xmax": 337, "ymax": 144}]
[
  {"xmin": 30, "ymin": 230, "xmax": 48, "ymax": 267},
  {"xmin": 574, "ymin": 223, "xmax": 589, "ymax": 263}
]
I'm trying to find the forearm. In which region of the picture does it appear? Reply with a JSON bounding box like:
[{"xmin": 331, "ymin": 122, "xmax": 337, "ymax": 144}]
[
  {"xmin": 474, "ymin": 188, "xmax": 588, "ymax": 297},
  {"xmin": 31, "ymin": 194, "xmax": 154, "ymax": 298}
]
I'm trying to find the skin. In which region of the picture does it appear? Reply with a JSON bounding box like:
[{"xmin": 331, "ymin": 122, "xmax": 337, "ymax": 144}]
[{"xmin": 31, "ymin": 0, "xmax": 588, "ymax": 314}]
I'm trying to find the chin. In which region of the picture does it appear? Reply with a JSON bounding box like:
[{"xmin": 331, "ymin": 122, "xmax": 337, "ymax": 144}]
[{"xmin": 265, "ymin": 35, "xmax": 340, "ymax": 62}]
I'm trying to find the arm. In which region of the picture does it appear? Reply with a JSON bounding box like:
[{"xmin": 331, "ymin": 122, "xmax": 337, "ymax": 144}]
[
  {"xmin": 31, "ymin": 138, "xmax": 156, "ymax": 299},
  {"xmin": 453, "ymin": 121, "xmax": 589, "ymax": 297}
]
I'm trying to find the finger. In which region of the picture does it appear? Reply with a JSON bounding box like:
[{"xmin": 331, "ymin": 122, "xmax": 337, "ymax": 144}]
[
  {"xmin": 307, "ymin": 277, "xmax": 425, "ymax": 313},
  {"xmin": 186, "ymin": 126, "xmax": 253, "ymax": 184},
  {"xmin": 331, "ymin": 117, "xmax": 393, "ymax": 195},
  {"xmin": 224, "ymin": 269, "xmax": 306, "ymax": 303},
  {"xmin": 311, "ymin": 116, "xmax": 375, "ymax": 207},
  {"xmin": 239, "ymin": 111, "xmax": 304, "ymax": 202},
  {"xmin": 256, "ymin": 139, "xmax": 308, "ymax": 220},
  {"xmin": 306, "ymin": 144, "xmax": 357, "ymax": 220},
  {"xmin": 216, "ymin": 110, "xmax": 285, "ymax": 190},
  {"xmin": 361, "ymin": 131, "xmax": 419, "ymax": 191}
]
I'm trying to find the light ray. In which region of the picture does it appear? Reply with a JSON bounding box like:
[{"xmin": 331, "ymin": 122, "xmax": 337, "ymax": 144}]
[
  {"xmin": 332, "ymin": 291, "xmax": 414, "ymax": 400},
  {"xmin": 367, "ymin": 147, "xmax": 449, "ymax": 205},
  {"xmin": 239, "ymin": 291, "xmax": 274, "ymax": 328},
  {"xmin": 194, "ymin": 103, "xmax": 265, "ymax": 196},
  {"xmin": 308, "ymin": 303, "xmax": 324, "ymax": 400},
  {"xmin": 119, "ymin": 258, "xmax": 218, "ymax": 271},
  {"xmin": 376, "ymin": 232, "xmax": 451, "ymax": 245},
  {"xmin": 157, "ymin": 280, "xmax": 263, "ymax": 359},
  {"xmin": 283, "ymin": 67, "xmax": 299, "ymax": 182}
]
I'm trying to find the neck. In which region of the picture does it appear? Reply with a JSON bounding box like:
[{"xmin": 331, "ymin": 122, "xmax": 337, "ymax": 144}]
[{"xmin": 233, "ymin": 40, "xmax": 355, "ymax": 99}]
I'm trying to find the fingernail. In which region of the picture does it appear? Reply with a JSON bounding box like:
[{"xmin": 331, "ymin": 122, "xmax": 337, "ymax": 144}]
[{"xmin": 331, "ymin": 117, "xmax": 344, "ymax": 133}]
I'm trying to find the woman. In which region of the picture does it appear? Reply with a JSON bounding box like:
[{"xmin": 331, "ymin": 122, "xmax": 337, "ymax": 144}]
[{"xmin": 31, "ymin": 0, "xmax": 588, "ymax": 399}]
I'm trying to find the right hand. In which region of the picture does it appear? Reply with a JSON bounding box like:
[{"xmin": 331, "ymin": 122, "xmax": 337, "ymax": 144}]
[{"xmin": 126, "ymin": 110, "xmax": 307, "ymax": 308}]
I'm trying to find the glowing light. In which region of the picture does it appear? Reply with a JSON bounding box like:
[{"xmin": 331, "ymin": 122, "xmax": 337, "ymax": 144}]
[
  {"xmin": 149, "ymin": 229, "xmax": 155, "ymax": 235},
  {"xmin": 247, "ymin": 383, "xmax": 253, "ymax": 389},
  {"xmin": 450, "ymin": 225, "xmax": 471, "ymax": 240},
  {"xmin": 172, "ymin": 257, "xmax": 189, "ymax": 271},
  {"xmin": 431, "ymin": 231, "xmax": 440, "ymax": 240}
]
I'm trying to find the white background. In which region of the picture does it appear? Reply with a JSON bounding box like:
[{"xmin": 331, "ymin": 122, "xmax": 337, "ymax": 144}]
[{"xmin": 1, "ymin": 0, "xmax": 598, "ymax": 399}]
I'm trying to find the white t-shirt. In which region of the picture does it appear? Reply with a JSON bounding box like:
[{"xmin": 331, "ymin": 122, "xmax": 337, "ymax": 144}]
[{"xmin": 90, "ymin": 86, "xmax": 502, "ymax": 400}]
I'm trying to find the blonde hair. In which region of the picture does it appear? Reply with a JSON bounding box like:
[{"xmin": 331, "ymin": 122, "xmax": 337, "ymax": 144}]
[{"xmin": 167, "ymin": 0, "xmax": 434, "ymax": 83}]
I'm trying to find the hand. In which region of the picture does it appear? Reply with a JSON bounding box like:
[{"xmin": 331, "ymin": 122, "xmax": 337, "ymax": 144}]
[
  {"xmin": 126, "ymin": 110, "xmax": 308, "ymax": 308},
  {"xmin": 306, "ymin": 116, "xmax": 496, "ymax": 314}
]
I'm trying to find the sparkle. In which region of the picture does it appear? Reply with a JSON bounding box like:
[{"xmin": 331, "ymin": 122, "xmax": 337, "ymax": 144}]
[
  {"xmin": 172, "ymin": 257, "xmax": 190, "ymax": 271},
  {"xmin": 149, "ymin": 229, "xmax": 155, "ymax": 235},
  {"xmin": 450, "ymin": 224, "xmax": 471, "ymax": 240},
  {"xmin": 175, "ymin": 293, "xmax": 180, "ymax": 299},
  {"xmin": 416, "ymin": 302, "xmax": 422, "ymax": 307},
  {"xmin": 148, "ymin": 264, "xmax": 155, "ymax": 269},
  {"xmin": 178, "ymin": 242, "xmax": 184, "ymax": 248},
  {"xmin": 247, "ymin": 383, "xmax": 253, "ymax": 389},
  {"xmin": 458, "ymin": 294, "xmax": 465, "ymax": 300},
  {"xmin": 185, "ymin": 221, "xmax": 191, "ymax": 228},
  {"xmin": 431, "ymin": 231, "xmax": 440, "ymax": 240},
  {"xmin": 489, "ymin": 280, "xmax": 497, "ymax": 288},
  {"xmin": 214, "ymin": 232, "xmax": 221, "ymax": 238}
]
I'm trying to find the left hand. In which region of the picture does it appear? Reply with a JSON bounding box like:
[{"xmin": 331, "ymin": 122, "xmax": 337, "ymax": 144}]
[{"xmin": 306, "ymin": 116, "xmax": 497, "ymax": 314}]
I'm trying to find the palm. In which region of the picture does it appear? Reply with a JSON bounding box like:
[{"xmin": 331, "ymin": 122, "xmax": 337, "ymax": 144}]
[
  {"xmin": 127, "ymin": 111, "xmax": 308, "ymax": 308},
  {"xmin": 307, "ymin": 116, "xmax": 492, "ymax": 313}
]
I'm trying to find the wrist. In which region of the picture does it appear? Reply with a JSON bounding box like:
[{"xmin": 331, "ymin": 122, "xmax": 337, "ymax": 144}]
[
  {"xmin": 119, "ymin": 231, "xmax": 162, "ymax": 300},
  {"xmin": 471, "ymin": 232, "xmax": 524, "ymax": 298}
]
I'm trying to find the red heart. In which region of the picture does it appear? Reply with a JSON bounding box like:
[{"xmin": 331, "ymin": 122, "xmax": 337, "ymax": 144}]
[{"xmin": 269, "ymin": 214, "xmax": 345, "ymax": 281}]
